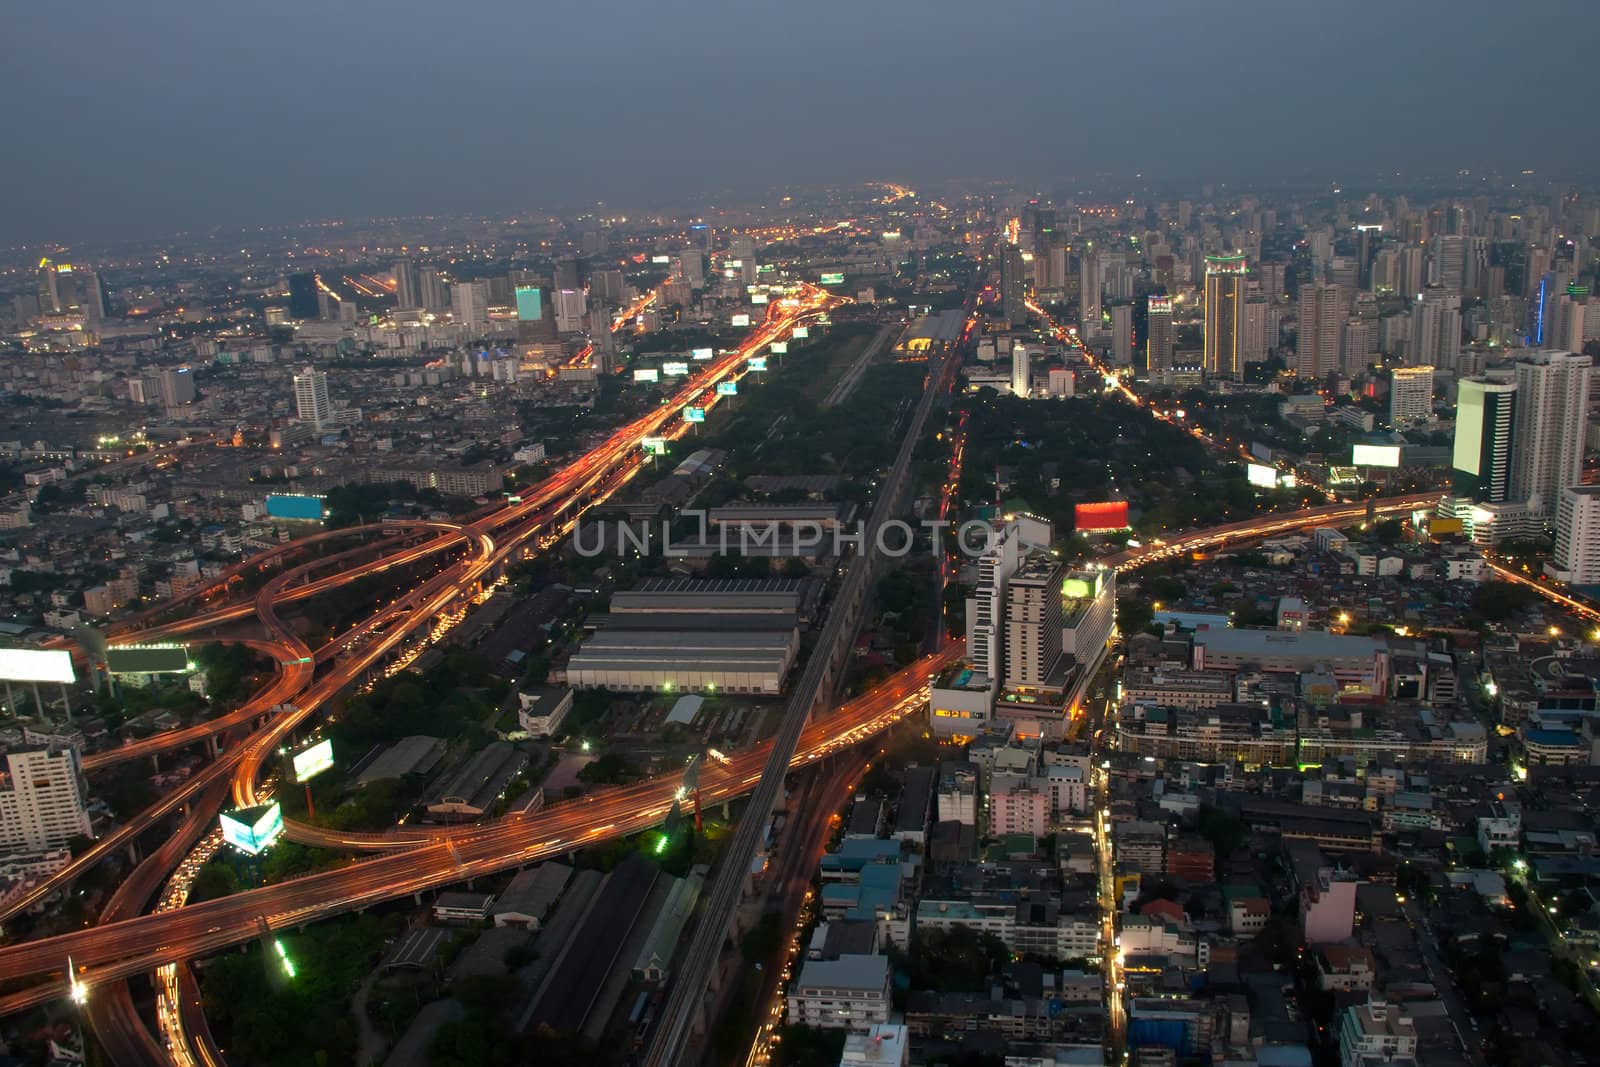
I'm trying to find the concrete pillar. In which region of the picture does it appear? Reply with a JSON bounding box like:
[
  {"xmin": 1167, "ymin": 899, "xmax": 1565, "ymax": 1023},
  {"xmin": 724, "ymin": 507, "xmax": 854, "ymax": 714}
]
[
  {"xmin": 150, "ymin": 754, "xmax": 161, "ymax": 774},
  {"xmin": 126, "ymin": 841, "xmax": 141, "ymax": 865}
]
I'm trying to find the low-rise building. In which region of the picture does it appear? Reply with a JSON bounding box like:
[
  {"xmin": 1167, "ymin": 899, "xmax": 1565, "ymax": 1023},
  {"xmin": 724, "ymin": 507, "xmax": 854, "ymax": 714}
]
[{"xmin": 787, "ymin": 954, "xmax": 892, "ymax": 1029}]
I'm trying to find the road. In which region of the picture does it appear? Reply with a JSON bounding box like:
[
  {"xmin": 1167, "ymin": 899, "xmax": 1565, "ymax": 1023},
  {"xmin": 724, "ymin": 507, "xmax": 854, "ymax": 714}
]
[
  {"xmin": 0, "ymin": 645, "xmax": 959, "ymax": 1015},
  {"xmin": 642, "ymin": 331, "xmax": 961, "ymax": 1067}
]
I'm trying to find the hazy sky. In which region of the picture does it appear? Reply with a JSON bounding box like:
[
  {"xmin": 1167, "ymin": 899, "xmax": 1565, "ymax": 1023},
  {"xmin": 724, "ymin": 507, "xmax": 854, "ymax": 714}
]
[{"xmin": 3, "ymin": 0, "xmax": 1592, "ymax": 242}]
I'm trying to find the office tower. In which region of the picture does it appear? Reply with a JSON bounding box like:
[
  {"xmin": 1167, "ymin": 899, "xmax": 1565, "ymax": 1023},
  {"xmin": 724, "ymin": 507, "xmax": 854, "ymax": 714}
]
[
  {"xmin": 1146, "ymin": 296, "xmax": 1174, "ymax": 375},
  {"xmin": 417, "ymin": 267, "xmax": 447, "ymax": 311},
  {"xmin": 1389, "ymin": 365, "xmax": 1434, "ymax": 425},
  {"xmin": 293, "ymin": 366, "xmax": 332, "ymax": 430},
  {"xmin": 1552, "ymin": 287, "xmax": 1588, "ymax": 353},
  {"xmin": 1511, "ymin": 350, "xmax": 1592, "ymax": 514},
  {"xmin": 1296, "ymin": 282, "xmax": 1342, "ymax": 379},
  {"xmin": 1553, "ymin": 486, "xmax": 1600, "ymax": 585},
  {"xmin": 1110, "ymin": 304, "xmax": 1133, "ymax": 368},
  {"xmin": 966, "ymin": 527, "xmax": 1025, "ymax": 682},
  {"xmin": 1241, "ymin": 297, "xmax": 1269, "ymax": 364},
  {"xmin": 1370, "ymin": 247, "xmax": 1398, "ymax": 294},
  {"xmin": 1429, "ymin": 234, "xmax": 1466, "ymax": 290},
  {"xmin": 1000, "ymin": 244, "xmax": 1026, "ymax": 326},
  {"xmin": 729, "ymin": 234, "xmax": 757, "ymax": 263},
  {"xmin": 0, "ymin": 745, "xmax": 92, "ymax": 851},
  {"xmin": 1003, "ymin": 556, "xmax": 1064, "ymax": 690},
  {"xmin": 392, "ymin": 260, "xmax": 418, "ymax": 309},
  {"xmin": 451, "ymin": 280, "xmax": 486, "ymax": 328},
  {"xmin": 1526, "ymin": 246, "xmax": 1552, "ymax": 299},
  {"xmin": 1041, "ymin": 244, "xmax": 1067, "ymax": 294},
  {"xmin": 1203, "ymin": 255, "xmax": 1246, "ymax": 379},
  {"xmin": 1452, "ymin": 377, "xmax": 1517, "ymax": 502},
  {"xmin": 159, "ymin": 366, "xmax": 196, "ymax": 407},
  {"xmin": 287, "ymin": 272, "xmax": 320, "ymax": 320},
  {"xmin": 1077, "ymin": 251, "xmax": 1101, "ymax": 333},
  {"xmin": 1397, "ymin": 246, "xmax": 1426, "ymax": 297},
  {"xmin": 81, "ymin": 269, "xmax": 106, "ymax": 323},
  {"xmin": 1340, "ymin": 319, "xmax": 1370, "ymax": 374},
  {"xmin": 1011, "ymin": 344, "xmax": 1032, "ymax": 398},
  {"xmin": 35, "ymin": 259, "xmax": 63, "ymax": 315},
  {"xmin": 677, "ymin": 251, "xmax": 706, "ymax": 289},
  {"xmin": 554, "ymin": 288, "xmax": 586, "ymax": 334},
  {"xmin": 590, "ymin": 268, "xmax": 626, "ymax": 306},
  {"xmin": 1409, "ymin": 289, "xmax": 1460, "ymax": 368},
  {"xmin": 553, "ymin": 257, "xmax": 582, "ymax": 292}
]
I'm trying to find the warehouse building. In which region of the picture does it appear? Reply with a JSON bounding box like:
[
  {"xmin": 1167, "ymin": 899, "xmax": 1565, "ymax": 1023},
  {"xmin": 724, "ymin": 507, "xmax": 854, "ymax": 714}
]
[{"xmin": 565, "ymin": 579, "xmax": 802, "ymax": 695}]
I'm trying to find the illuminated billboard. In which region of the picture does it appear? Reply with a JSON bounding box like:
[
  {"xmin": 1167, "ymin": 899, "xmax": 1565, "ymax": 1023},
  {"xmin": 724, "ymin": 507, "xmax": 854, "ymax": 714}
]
[
  {"xmin": 0, "ymin": 649, "xmax": 75, "ymax": 684},
  {"xmin": 1352, "ymin": 444, "xmax": 1401, "ymax": 468},
  {"xmin": 820, "ymin": 272, "xmax": 845, "ymax": 286},
  {"xmin": 641, "ymin": 437, "xmax": 669, "ymax": 456},
  {"xmin": 716, "ymin": 381, "xmax": 738, "ymax": 396},
  {"xmin": 651, "ymin": 254, "xmax": 671, "ymax": 265},
  {"xmin": 633, "ymin": 368, "xmax": 660, "ymax": 383},
  {"xmin": 106, "ymin": 644, "xmax": 190, "ymax": 675},
  {"xmin": 730, "ymin": 314, "xmax": 751, "ymax": 327},
  {"xmin": 514, "ymin": 285, "xmax": 544, "ymax": 322},
  {"xmin": 792, "ymin": 326, "xmax": 809, "ymax": 339},
  {"xmin": 1247, "ymin": 463, "xmax": 1278, "ymax": 489},
  {"xmin": 684, "ymin": 407, "xmax": 706, "ymax": 423},
  {"xmin": 691, "ymin": 347, "xmax": 714, "ymax": 361},
  {"xmin": 662, "ymin": 361, "xmax": 690, "ymax": 377},
  {"xmin": 291, "ymin": 739, "xmax": 334, "ymax": 783},
  {"xmin": 219, "ymin": 803, "xmax": 284, "ymax": 856},
  {"xmin": 747, "ymin": 356, "xmax": 768, "ymax": 372},
  {"xmin": 751, "ymin": 292, "xmax": 769, "ymax": 304},
  {"xmin": 1074, "ymin": 501, "xmax": 1130, "ymax": 531},
  {"xmin": 265, "ymin": 494, "xmax": 325, "ymax": 521},
  {"xmin": 769, "ymin": 341, "xmax": 788, "ymax": 354}
]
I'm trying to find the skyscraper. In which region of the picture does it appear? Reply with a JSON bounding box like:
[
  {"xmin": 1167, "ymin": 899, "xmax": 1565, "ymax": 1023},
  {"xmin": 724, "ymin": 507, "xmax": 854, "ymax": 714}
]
[
  {"xmin": 417, "ymin": 267, "xmax": 447, "ymax": 311},
  {"xmin": 1000, "ymin": 244, "xmax": 1026, "ymax": 326},
  {"xmin": 966, "ymin": 527, "xmax": 1025, "ymax": 683},
  {"xmin": 1203, "ymin": 255, "xmax": 1247, "ymax": 379},
  {"xmin": 1146, "ymin": 296, "xmax": 1173, "ymax": 376},
  {"xmin": 1078, "ymin": 251, "xmax": 1101, "ymax": 334},
  {"xmin": 1003, "ymin": 556, "xmax": 1064, "ymax": 690},
  {"xmin": 293, "ymin": 366, "xmax": 332, "ymax": 430},
  {"xmin": 1409, "ymin": 289, "xmax": 1460, "ymax": 368},
  {"xmin": 1295, "ymin": 282, "xmax": 1342, "ymax": 379},
  {"xmin": 451, "ymin": 280, "xmax": 486, "ymax": 328},
  {"xmin": 1451, "ymin": 377, "xmax": 1517, "ymax": 503},
  {"xmin": 1111, "ymin": 304, "xmax": 1132, "ymax": 368},
  {"xmin": 287, "ymin": 272, "xmax": 320, "ymax": 321},
  {"xmin": 1510, "ymin": 350, "xmax": 1592, "ymax": 515},
  {"xmin": 554, "ymin": 288, "xmax": 587, "ymax": 335},
  {"xmin": 393, "ymin": 260, "xmax": 418, "ymax": 310}
]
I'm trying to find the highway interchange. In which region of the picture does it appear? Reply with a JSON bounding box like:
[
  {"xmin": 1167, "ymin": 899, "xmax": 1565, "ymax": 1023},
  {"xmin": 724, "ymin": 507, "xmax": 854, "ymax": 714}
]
[{"xmin": 4, "ymin": 287, "xmax": 1589, "ymax": 1064}]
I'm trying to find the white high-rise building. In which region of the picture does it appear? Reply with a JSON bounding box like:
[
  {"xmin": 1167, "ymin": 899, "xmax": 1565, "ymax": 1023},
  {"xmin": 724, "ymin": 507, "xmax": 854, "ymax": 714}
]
[
  {"xmin": 554, "ymin": 288, "xmax": 587, "ymax": 334},
  {"xmin": 392, "ymin": 259, "xmax": 418, "ymax": 310},
  {"xmin": 1078, "ymin": 251, "xmax": 1102, "ymax": 334},
  {"xmin": 451, "ymin": 280, "xmax": 486, "ymax": 328},
  {"xmin": 1146, "ymin": 296, "xmax": 1174, "ymax": 375},
  {"xmin": 0, "ymin": 745, "xmax": 92, "ymax": 851},
  {"xmin": 1551, "ymin": 486, "xmax": 1600, "ymax": 585},
  {"xmin": 1389, "ymin": 366, "xmax": 1434, "ymax": 426},
  {"xmin": 966, "ymin": 528, "xmax": 1025, "ymax": 682},
  {"xmin": 293, "ymin": 366, "xmax": 332, "ymax": 430},
  {"xmin": 1011, "ymin": 344, "xmax": 1032, "ymax": 398},
  {"xmin": 1511, "ymin": 350, "xmax": 1592, "ymax": 515}
]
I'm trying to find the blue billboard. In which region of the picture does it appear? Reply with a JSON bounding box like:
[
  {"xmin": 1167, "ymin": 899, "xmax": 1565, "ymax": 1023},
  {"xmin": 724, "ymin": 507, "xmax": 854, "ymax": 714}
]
[
  {"xmin": 716, "ymin": 381, "xmax": 738, "ymax": 396},
  {"xmin": 265, "ymin": 494, "xmax": 325, "ymax": 521},
  {"xmin": 514, "ymin": 285, "xmax": 544, "ymax": 322}
]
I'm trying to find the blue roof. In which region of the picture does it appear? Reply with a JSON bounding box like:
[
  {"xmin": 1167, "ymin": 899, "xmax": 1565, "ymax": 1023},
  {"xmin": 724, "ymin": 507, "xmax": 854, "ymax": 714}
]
[
  {"xmin": 821, "ymin": 839, "xmax": 901, "ymax": 872},
  {"xmin": 1526, "ymin": 729, "xmax": 1583, "ymax": 747}
]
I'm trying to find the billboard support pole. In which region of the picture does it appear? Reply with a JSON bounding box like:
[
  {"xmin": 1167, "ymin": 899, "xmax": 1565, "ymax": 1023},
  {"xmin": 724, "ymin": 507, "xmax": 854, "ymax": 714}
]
[
  {"xmin": 304, "ymin": 782, "xmax": 315, "ymax": 821},
  {"xmin": 59, "ymin": 683, "xmax": 70, "ymax": 722},
  {"xmin": 2, "ymin": 681, "xmax": 13, "ymax": 714},
  {"xmin": 30, "ymin": 683, "xmax": 42, "ymax": 718}
]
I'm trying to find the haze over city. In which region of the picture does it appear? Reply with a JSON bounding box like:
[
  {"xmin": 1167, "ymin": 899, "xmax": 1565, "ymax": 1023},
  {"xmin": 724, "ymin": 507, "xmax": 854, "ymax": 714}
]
[{"xmin": 5, "ymin": 0, "xmax": 1596, "ymax": 242}]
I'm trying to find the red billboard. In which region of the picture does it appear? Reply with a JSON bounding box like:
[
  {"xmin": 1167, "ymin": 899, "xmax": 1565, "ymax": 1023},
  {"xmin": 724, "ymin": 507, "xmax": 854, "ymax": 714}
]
[{"xmin": 1075, "ymin": 501, "xmax": 1129, "ymax": 531}]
